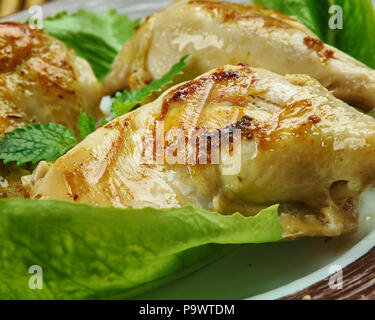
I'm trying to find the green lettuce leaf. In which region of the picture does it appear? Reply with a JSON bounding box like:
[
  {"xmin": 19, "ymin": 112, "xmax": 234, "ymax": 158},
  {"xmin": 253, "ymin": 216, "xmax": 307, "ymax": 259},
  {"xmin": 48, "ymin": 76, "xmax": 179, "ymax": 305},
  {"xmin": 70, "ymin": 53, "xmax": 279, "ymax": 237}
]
[
  {"xmin": 329, "ymin": 0, "xmax": 375, "ymax": 68},
  {"xmin": 43, "ymin": 9, "xmax": 140, "ymax": 81},
  {"xmin": 112, "ymin": 55, "xmax": 190, "ymax": 117},
  {"xmin": 0, "ymin": 199, "xmax": 282, "ymax": 300},
  {"xmin": 253, "ymin": 0, "xmax": 375, "ymax": 69}
]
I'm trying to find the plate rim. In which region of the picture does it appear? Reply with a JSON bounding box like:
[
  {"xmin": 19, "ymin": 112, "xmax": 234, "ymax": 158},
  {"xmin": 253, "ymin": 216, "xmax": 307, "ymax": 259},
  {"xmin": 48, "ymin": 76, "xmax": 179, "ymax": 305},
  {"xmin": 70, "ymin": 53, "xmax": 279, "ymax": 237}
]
[{"xmin": 251, "ymin": 229, "xmax": 375, "ymax": 300}]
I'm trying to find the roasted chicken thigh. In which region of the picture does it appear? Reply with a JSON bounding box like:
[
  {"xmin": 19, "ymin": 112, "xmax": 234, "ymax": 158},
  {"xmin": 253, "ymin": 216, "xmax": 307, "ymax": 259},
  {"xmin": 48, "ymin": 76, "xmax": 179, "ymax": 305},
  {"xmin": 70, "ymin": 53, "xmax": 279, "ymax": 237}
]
[
  {"xmin": 104, "ymin": 0, "xmax": 375, "ymax": 111},
  {"xmin": 0, "ymin": 22, "xmax": 103, "ymax": 198},
  {"xmin": 0, "ymin": 22, "xmax": 103, "ymax": 136},
  {"xmin": 26, "ymin": 64, "xmax": 375, "ymax": 239}
]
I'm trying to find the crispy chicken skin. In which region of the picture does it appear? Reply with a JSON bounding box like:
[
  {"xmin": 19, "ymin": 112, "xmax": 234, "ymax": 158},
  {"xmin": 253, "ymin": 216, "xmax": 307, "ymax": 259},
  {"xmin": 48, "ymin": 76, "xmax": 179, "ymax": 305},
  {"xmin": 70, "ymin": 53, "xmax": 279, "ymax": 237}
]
[
  {"xmin": 105, "ymin": 0, "xmax": 375, "ymax": 111},
  {"xmin": 0, "ymin": 22, "xmax": 103, "ymax": 136},
  {"xmin": 0, "ymin": 22, "xmax": 103, "ymax": 198},
  {"xmin": 25, "ymin": 64, "xmax": 375, "ymax": 239}
]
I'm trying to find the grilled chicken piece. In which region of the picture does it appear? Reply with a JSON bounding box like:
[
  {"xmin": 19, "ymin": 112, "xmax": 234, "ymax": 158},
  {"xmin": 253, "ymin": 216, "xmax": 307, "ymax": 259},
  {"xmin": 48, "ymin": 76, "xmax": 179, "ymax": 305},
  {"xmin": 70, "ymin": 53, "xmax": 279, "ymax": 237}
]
[
  {"xmin": 0, "ymin": 22, "xmax": 103, "ymax": 136},
  {"xmin": 104, "ymin": 0, "xmax": 375, "ymax": 111},
  {"xmin": 0, "ymin": 163, "xmax": 31, "ymax": 198},
  {"xmin": 0, "ymin": 22, "xmax": 103, "ymax": 198},
  {"xmin": 26, "ymin": 64, "xmax": 375, "ymax": 239}
]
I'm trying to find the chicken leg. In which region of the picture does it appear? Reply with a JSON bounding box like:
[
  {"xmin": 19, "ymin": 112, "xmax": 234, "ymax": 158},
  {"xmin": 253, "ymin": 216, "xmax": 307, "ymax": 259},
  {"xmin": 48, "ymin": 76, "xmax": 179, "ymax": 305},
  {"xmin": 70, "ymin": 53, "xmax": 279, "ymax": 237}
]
[
  {"xmin": 104, "ymin": 0, "xmax": 375, "ymax": 111},
  {"xmin": 25, "ymin": 64, "xmax": 375, "ymax": 239}
]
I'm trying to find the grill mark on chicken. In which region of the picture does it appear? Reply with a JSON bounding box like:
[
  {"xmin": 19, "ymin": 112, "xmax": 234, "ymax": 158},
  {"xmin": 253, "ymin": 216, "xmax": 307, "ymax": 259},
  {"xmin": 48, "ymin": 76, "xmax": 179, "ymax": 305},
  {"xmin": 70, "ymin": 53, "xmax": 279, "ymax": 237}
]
[
  {"xmin": 215, "ymin": 99, "xmax": 322, "ymax": 150},
  {"xmin": 0, "ymin": 23, "xmax": 34, "ymax": 74},
  {"xmin": 303, "ymin": 36, "xmax": 335, "ymax": 63},
  {"xmin": 62, "ymin": 120, "xmax": 129, "ymax": 202},
  {"xmin": 247, "ymin": 91, "xmax": 282, "ymax": 108},
  {"xmin": 159, "ymin": 95, "xmax": 319, "ymax": 164},
  {"xmin": 0, "ymin": 23, "xmax": 77, "ymax": 86},
  {"xmin": 0, "ymin": 23, "xmax": 78, "ymax": 92},
  {"xmin": 212, "ymin": 70, "xmax": 240, "ymax": 81},
  {"xmin": 26, "ymin": 58, "xmax": 76, "ymax": 93},
  {"xmin": 64, "ymin": 169, "xmax": 89, "ymax": 201},
  {"xmin": 188, "ymin": 0, "xmax": 296, "ymax": 28},
  {"xmin": 225, "ymin": 114, "xmax": 274, "ymax": 148},
  {"xmin": 308, "ymin": 114, "xmax": 321, "ymax": 124},
  {"xmin": 304, "ymin": 37, "xmax": 324, "ymax": 52},
  {"xmin": 160, "ymin": 66, "xmax": 255, "ymax": 121},
  {"xmin": 227, "ymin": 115, "xmax": 257, "ymax": 140},
  {"xmin": 105, "ymin": 122, "xmax": 129, "ymax": 164},
  {"xmin": 265, "ymin": 99, "xmax": 323, "ymax": 147}
]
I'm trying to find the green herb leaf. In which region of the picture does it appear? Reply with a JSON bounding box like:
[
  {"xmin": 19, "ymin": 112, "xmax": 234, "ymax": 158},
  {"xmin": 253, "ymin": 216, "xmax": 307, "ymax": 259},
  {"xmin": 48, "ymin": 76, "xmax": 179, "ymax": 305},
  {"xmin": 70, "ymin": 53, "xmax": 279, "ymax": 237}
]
[
  {"xmin": 98, "ymin": 119, "xmax": 109, "ymax": 127},
  {"xmin": 328, "ymin": 0, "xmax": 375, "ymax": 69},
  {"xmin": 0, "ymin": 199, "xmax": 282, "ymax": 299},
  {"xmin": 253, "ymin": 0, "xmax": 375, "ymax": 68},
  {"xmin": 43, "ymin": 9, "xmax": 140, "ymax": 81},
  {"xmin": 253, "ymin": 0, "xmax": 329, "ymax": 40},
  {"xmin": 78, "ymin": 112, "xmax": 97, "ymax": 140},
  {"xmin": 0, "ymin": 123, "xmax": 78, "ymax": 166},
  {"xmin": 112, "ymin": 55, "xmax": 190, "ymax": 117}
]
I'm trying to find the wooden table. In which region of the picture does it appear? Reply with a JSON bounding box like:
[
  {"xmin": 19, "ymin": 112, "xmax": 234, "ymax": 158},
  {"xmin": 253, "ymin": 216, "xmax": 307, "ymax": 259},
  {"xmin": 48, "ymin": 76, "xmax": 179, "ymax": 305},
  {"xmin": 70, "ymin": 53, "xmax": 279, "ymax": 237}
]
[{"xmin": 0, "ymin": 0, "xmax": 52, "ymax": 18}]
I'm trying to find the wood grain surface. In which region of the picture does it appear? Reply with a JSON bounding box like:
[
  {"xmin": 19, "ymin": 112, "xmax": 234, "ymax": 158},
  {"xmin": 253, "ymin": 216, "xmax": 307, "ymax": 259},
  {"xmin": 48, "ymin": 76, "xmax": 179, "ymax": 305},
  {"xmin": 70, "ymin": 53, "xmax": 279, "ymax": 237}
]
[{"xmin": 0, "ymin": 0, "xmax": 51, "ymax": 18}]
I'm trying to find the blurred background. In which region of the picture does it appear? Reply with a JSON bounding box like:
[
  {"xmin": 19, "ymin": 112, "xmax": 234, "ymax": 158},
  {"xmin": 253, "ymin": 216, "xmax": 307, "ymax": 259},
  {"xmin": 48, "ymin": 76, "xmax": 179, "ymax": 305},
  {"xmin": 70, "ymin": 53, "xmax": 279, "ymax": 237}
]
[{"xmin": 0, "ymin": 0, "xmax": 55, "ymax": 17}]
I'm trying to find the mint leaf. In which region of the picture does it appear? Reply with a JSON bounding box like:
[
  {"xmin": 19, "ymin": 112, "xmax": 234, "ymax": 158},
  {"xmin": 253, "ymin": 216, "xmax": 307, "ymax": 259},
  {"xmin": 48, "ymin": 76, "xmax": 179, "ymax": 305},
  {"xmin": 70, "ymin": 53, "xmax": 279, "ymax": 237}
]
[
  {"xmin": 253, "ymin": 0, "xmax": 375, "ymax": 68},
  {"xmin": 0, "ymin": 199, "xmax": 282, "ymax": 299},
  {"xmin": 0, "ymin": 124, "xmax": 77, "ymax": 166},
  {"xmin": 112, "ymin": 55, "xmax": 190, "ymax": 117},
  {"xmin": 78, "ymin": 112, "xmax": 96, "ymax": 140},
  {"xmin": 98, "ymin": 119, "xmax": 109, "ymax": 127},
  {"xmin": 43, "ymin": 9, "xmax": 140, "ymax": 81}
]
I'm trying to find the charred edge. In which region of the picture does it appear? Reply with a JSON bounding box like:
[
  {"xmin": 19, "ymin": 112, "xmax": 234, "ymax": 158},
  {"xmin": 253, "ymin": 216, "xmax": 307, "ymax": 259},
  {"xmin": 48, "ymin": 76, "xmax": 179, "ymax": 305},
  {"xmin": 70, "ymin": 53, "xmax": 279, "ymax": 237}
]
[
  {"xmin": 304, "ymin": 37, "xmax": 324, "ymax": 51},
  {"xmin": 323, "ymin": 49, "xmax": 334, "ymax": 61},
  {"xmin": 307, "ymin": 115, "xmax": 321, "ymax": 124},
  {"xmin": 192, "ymin": 116, "xmax": 256, "ymax": 163},
  {"xmin": 104, "ymin": 120, "xmax": 129, "ymax": 130},
  {"xmin": 0, "ymin": 22, "xmax": 35, "ymax": 74},
  {"xmin": 226, "ymin": 115, "xmax": 257, "ymax": 140},
  {"xmin": 64, "ymin": 169, "xmax": 87, "ymax": 200},
  {"xmin": 237, "ymin": 62, "xmax": 250, "ymax": 68},
  {"xmin": 188, "ymin": 0, "xmax": 295, "ymax": 27},
  {"xmin": 134, "ymin": 15, "xmax": 153, "ymax": 31},
  {"xmin": 212, "ymin": 70, "xmax": 240, "ymax": 81},
  {"xmin": 303, "ymin": 37, "xmax": 334, "ymax": 63},
  {"xmin": 159, "ymin": 80, "xmax": 202, "ymax": 121},
  {"xmin": 159, "ymin": 69, "xmax": 247, "ymax": 121},
  {"xmin": 193, "ymin": 127, "xmax": 220, "ymax": 164}
]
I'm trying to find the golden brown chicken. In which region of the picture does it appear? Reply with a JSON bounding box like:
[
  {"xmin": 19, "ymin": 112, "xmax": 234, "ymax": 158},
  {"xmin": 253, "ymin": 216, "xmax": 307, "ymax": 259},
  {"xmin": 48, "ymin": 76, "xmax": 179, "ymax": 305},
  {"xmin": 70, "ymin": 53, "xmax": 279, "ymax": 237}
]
[
  {"xmin": 0, "ymin": 22, "xmax": 103, "ymax": 136},
  {"xmin": 104, "ymin": 0, "xmax": 375, "ymax": 111},
  {"xmin": 24, "ymin": 64, "xmax": 375, "ymax": 239},
  {"xmin": 0, "ymin": 22, "xmax": 103, "ymax": 198}
]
